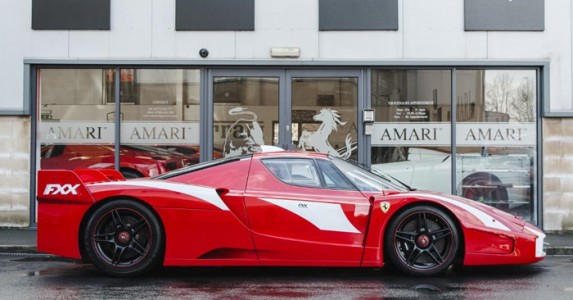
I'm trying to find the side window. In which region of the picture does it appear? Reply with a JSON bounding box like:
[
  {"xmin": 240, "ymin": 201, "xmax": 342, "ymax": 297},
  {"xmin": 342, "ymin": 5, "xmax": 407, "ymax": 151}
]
[
  {"xmin": 263, "ymin": 159, "xmax": 321, "ymax": 188},
  {"xmin": 316, "ymin": 159, "xmax": 356, "ymax": 190}
]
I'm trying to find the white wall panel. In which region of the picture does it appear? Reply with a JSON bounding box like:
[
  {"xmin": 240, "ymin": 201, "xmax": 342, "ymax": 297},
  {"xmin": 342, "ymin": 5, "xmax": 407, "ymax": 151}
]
[
  {"xmin": 151, "ymin": 0, "xmax": 177, "ymax": 57},
  {"xmin": 0, "ymin": 0, "xmax": 31, "ymax": 111},
  {"xmin": 175, "ymin": 32, "xmax": 237, "ymax": 59},
  {"xmin": 256, "ymin": 0, "xmax": 317, "ymax": 31},
  {"xmin": 403, "ymin": 0, "xmax": 487, "ymax": 59},
  {"xmin": 236, "ymin": 30, "xmax": 318, "ymax": 59},
  {"xmin": 0, "ymin": 0, "xmax": 570, "ymax": 111},
  {"xmin": 30, "ymin": 31, "xmax": 69, "ymax": 57},
  {"xmin": 319, "ymin": 32, "xmax": 402, "ymax": 59},
  {"xmin": 107, "ymin": 0, "xmax": 152, "ymax": 58},
  {"xmin": 234, "ymin": 0, "xmax": 318, "ymax": 59},
  {"xmin": 545, "ymin": 0, "xmax": 571, "ymax": 112},
  {"xmin": 69, "ymin": 32, "xmax": 110, "ymax": 58}
]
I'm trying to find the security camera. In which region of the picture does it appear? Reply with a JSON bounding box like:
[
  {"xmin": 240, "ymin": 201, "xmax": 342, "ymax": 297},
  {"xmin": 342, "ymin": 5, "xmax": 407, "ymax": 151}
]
[{"xmin": 199, "ymin": 48, "xmax": 209, "ymax": 58}]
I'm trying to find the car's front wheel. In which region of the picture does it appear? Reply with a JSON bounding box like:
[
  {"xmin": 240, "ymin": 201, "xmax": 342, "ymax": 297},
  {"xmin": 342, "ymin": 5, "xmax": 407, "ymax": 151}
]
[
  {"xmin": 83, "ymin": 200, "xmax": 164, "ymax": 277},
  {"xmin": 385, "ymin": 205, "xmax": 459, "ymax": 276}
]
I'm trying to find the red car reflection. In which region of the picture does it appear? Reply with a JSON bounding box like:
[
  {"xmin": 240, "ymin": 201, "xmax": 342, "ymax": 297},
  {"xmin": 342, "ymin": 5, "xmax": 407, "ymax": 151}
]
[
  {"xmin": 40, "ymin": 144, "xmax": 192, "ymax": 178},
  {"xmin": 156, "ymin": 145, "xmax": 224, "ymax": 162}
]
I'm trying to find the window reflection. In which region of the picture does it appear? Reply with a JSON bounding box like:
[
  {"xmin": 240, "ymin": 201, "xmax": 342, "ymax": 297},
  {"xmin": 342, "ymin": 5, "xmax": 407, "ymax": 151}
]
[
  {"xmin": 456, "ymin": 70, "xmax": 537, "ymax": 222},
  {"xmin": 38, "ymin": 68, "xmax": 202, "ymax": 178},
  {"xmin": 38, "ymin": 68, "xmax": 118, "ymax": 174},
  {"xmin": 292, "ymin": 77, "xmax": 358, "ymax": 160},
  {"xmin": 119, "ymin": 69, "xmax": 201, "ymax": 176},
  {"xmin": 370, "ymin": 70, "xmax": 452, "ymax": 194},
  {"xmin": 213, "ymin": 77, "xmax": 279, "ymax": 158}
]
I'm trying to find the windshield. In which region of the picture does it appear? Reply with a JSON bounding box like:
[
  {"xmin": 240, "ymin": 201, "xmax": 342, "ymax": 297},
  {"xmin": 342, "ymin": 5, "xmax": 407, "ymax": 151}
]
[{"xmin": 330, "ymin": 157, "xmax": 410, "ymax": 192}]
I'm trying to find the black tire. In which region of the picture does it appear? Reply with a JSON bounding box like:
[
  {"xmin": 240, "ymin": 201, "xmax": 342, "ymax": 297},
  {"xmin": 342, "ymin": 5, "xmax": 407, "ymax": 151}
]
[
  {"xmin": 385, "ymin": 205, "xmax": 459, "ymax": 276},
  {"xmin": 83, "ymin": 200, "xmax": 164, "ymax": 277}
]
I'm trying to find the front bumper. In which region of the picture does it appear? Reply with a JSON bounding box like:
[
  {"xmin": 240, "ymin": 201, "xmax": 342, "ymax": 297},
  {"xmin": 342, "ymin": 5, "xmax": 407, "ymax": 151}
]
[{"xmin": 524, "ymin": 225, "xmax": 546, "ymax": 258}]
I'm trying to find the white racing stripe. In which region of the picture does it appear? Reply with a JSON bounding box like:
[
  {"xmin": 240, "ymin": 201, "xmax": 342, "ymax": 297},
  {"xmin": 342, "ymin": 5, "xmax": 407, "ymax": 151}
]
[
  {"xmin": 260, "ymin": 198, "xmax": 360, "ymax": 233},
  {"xmin": 95, "ymin": 180, "xmax": 229, "ymax": 211},
  {"xmin": 407, "ymin": 193, "xmax": 511, "ymax": 232}
]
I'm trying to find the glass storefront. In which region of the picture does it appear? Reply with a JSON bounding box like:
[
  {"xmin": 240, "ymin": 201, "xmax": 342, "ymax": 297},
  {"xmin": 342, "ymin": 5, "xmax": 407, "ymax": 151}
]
[
  {"xmin": 119, "ymin": 68, "xmax": 201, "ymax": 177},
  {"xmin": 213, "ymin": 76, "xmax": 279, "ymax": 157},
  {"xmin": 370, "ymin": 70, "xmax": 453, "ymax": 194},
  {"xmin": 455, "ymin": 70, "xmax": 537, "ymax": 222},
  {"xmin": 38, "ymin": 68, "xmax": 201, "ymax": 178},
  {"xmin": 38, "ymin": 68, "xmax": 118, "ymax": 173},
  {"xmin": 292, "ymin": 77, "xmax": 358, "ymax": 160},
  {"xmin": 33, "ymin": 65, "xmax": 540, "ymax": 224},
  {"xmin": 370, "ymin": 68, "xmax": 538, "ymax": 223}
]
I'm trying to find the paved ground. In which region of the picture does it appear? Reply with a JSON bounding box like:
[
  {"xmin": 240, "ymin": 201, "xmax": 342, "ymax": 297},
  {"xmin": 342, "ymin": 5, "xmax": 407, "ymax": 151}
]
[{"xmin": 0, "ymin": 254, "xmax": 572, "ymax": 299}]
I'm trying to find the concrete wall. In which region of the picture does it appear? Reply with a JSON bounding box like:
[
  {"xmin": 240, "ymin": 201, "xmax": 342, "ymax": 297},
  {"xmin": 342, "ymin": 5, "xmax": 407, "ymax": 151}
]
[
  {"xmin": 1, "ymin": 0, "xmax": 573, "ymax": 229},
  {"xmin": 543, "ymin": 118, "xmax": 573, "ymax": 232},
  {"xmin": 0, "ymin": 117, "xmax": 30, "ymax": 226}
]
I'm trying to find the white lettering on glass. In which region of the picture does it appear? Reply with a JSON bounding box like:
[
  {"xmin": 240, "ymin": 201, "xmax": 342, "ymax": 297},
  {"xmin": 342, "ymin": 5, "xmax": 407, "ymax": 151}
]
[
  {"xmin": 122, "ymin": 122, "xmax": 200, "ymax": 145},
  {"xmin": 39, "ymin": 122, "xmax": 114, "ymax": 144},
  {"xmin": 371, "ymin": 122, "xmax": 535, "ymax": 147}
]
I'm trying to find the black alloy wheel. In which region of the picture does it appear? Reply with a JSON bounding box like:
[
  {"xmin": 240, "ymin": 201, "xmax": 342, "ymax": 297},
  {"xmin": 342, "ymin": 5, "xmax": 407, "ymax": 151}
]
[
  {"xmin": 385, "ymin": 205, "xmax": 459, "ymax": 276},
  {"xmin": 83, "ymin": 200, "xmax": 164, "ymax": 277}
]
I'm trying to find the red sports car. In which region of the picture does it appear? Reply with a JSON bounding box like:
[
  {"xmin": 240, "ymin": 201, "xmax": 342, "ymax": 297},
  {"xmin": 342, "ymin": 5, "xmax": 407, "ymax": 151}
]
[
  {"xmin": 36, "ymin": 150, "xmax": 545, "ymax": 277},
  {"xmin": 41, "ymin": 144, "xmax": 192, "ymax": 178}
]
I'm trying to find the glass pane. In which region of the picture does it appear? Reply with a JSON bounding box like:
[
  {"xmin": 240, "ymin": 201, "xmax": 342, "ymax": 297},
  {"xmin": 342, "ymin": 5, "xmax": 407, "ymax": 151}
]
[
  {"xmin": 456, "ymin": 70, "xmax": 537, "ymax": 223},
  {"xmin": 119, "ymin": 69, "xmax": 201, "ymax": 178},
  {"xmin": 262, "ymin": 158, "xmax": 321, "ymax": 187},
  {"xmin": 213, "ymin": 77, "xmax": 279, "ymax": 157},
  {"xmin": 315, "ymin": 159, "xmax": 355, "ymax": 190},
  {"xmin": 292, "ymin": 77, "xmax": 358, "ymax": 160},
  {"xmin": 370, "ymin": 70, "xmax": 452, "ymax": 194},
  {"xmin": 38, "ymin": 68, "xmax": 117, "ymax": 172}
]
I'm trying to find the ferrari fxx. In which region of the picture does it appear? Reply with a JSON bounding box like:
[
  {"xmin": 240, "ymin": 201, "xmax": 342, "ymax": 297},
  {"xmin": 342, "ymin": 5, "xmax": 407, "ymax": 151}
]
[{"xmin": 36, "ymin": 150, "xmax": 545, "ymax": 277}]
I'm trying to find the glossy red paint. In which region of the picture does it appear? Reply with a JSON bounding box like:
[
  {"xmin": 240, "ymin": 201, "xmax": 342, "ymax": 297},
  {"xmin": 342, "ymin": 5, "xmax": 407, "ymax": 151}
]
[
  {"xmin": 36, "ymin": 151, "xmax": 545, "ymax": 274},
  {"xmin": 37, "ymin": 202, "xmax": 88, "ymax": 259},
  {"xmin": 40, "ymin": 144, "xmax": 192, "ymax": 177}
]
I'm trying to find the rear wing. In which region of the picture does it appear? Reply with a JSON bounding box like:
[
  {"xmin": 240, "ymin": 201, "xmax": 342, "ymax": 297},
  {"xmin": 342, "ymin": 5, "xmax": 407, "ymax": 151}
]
[{"xmin": 37, "ymin": 169, "xmax": 125, "ymax": 203}]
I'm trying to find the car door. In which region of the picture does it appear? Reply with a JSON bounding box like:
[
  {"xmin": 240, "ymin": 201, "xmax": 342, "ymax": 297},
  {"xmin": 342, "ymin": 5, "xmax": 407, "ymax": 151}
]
[{"xmin": 244, "ymin": 156, "xmax": 370, "ymax": 266}]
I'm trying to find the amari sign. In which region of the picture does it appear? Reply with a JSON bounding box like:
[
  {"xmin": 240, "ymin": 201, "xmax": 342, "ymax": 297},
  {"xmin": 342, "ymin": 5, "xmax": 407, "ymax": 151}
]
[
  {"xmin": 39, "ymin": 122, "xmax": 200, "ymax": 145},
  {"xmin": 39, "ymin": 122, "xmax": 114, "ymax": 144},
  {"xmin": 371, "ymin": 122, "xmax": 536, "ymax": 147},
  {"xmin": 122, "ymin": 122, "xmax": 200, "ymax": 145}
]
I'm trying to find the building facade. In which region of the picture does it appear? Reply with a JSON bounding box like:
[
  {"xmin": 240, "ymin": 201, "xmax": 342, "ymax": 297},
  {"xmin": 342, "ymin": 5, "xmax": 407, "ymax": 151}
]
[{"xmin": 0, "ymin": 0, "xmax": 571, "ymax": 231}]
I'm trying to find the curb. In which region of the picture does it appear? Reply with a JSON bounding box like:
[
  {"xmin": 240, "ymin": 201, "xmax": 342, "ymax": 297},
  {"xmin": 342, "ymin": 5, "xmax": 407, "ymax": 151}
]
[
  {"xmin": 0, "ymin": 246, "xmax": 39, "ymax": 254},
  {"xmin": 544, "ymin": 246, "xmax": 573, "ymax": 256}
]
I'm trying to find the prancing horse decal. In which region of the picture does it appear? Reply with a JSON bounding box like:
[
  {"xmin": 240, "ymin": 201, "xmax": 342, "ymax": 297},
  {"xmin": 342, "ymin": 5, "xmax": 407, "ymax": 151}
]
[{"xmin": 297, "ymin": 108, "xmax": 354, "ymax": 159}]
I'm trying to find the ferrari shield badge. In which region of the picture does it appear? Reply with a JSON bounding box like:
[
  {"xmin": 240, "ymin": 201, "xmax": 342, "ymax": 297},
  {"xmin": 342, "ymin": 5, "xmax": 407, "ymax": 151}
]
[{"xmin": 380, "ymin": 202, "xmax": 390, "ymax": 213}]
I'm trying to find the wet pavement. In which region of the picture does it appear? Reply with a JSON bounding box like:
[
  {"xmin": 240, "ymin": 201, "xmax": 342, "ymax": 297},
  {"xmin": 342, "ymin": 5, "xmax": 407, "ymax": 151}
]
[{"xmin": 0, "ymin": 254, "xmax": 572, "ymax": 299}]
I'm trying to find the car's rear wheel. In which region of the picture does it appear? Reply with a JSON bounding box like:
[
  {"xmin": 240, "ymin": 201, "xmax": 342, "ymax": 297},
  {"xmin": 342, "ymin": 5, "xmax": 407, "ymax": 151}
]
[
  {"xmin": 385, "ymin": 205, "xmax": 459, "ymax": 276},
  {"xmin": 83, "ymin": 200, "xmax": 164, "ymax": 277}
]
